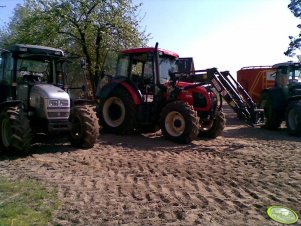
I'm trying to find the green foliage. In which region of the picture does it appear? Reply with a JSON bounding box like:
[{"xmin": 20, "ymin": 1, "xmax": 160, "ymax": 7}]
[
  {"xmin": 0, "ymin": 177, "xmax": 60, "ymax": 226},
  {"xmin": 0, "ymin": 0, "xmax": 149, "ymax": 94},
  {"xmin": 285, "ymin": 0, "xmax": 301, "ymax": 56}
]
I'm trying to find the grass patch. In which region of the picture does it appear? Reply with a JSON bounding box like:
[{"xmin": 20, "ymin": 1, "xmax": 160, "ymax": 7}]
[{"xmin": 0, "ymin": 177, "xmax": 60, "ymax": 226}]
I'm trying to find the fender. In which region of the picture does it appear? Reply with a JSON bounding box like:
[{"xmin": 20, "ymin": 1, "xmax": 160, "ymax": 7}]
[
  {"xmin": 72, "ymin": 99, "xmax": 95, "ymax": 106},
  {"xmin": 97, "ymin": 79, "xmax": 142, "ymax": 105},
  {"xmin": 287, "ymin": 95, "xmax": 301, "ymax": 103},
  {"xmin": 120, "ymin": 82, "xmax": 142, "ymax": 105},
  {"xmin": 0, "ymin": 100, "xmax": 22, "ymax": 109}
]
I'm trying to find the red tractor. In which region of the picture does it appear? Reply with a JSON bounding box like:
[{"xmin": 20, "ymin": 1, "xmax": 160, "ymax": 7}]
[{"xmin": 96, "ymin": 43, "xmax": 225, "ymax": 143}]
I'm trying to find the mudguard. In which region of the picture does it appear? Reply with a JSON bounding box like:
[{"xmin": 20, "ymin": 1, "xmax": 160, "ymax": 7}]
[
  {"xmin": 287, "ymin": 95, "xmax": 301, "ymax": 104},
  {"xmin": 72, "ymin": 99, "xmax": 95, "ymax": 106},
  {"xmin": 0, "ymin": 100, "xmax": 22, "ymax": 109},
  {"xmin": 96, "ymin": 78, "xmax": 142, "ymax": 105}
]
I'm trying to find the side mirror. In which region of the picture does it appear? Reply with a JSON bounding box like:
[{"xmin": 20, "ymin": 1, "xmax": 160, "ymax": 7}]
[{"xmin": 169, "ymin": 70, "xmax": 176, "ymax": 81}]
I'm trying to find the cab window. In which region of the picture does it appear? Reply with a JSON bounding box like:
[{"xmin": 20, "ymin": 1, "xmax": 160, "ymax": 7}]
[
  {"xmin": 116, "ymin": 55, "xmax": 129, "ymax": 77},
  {"xmin": 0, "ymin": 53, "xmax": 13, "ymax": 82}
]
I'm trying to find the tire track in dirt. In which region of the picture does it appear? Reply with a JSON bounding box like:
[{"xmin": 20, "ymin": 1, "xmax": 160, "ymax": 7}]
[{"xmin": 0, "ymin": 112, "xmax": 301, "ymax": 225}]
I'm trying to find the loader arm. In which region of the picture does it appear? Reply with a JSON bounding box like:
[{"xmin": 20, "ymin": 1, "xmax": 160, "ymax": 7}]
[{"xmin": 174, "ymin": 68, "xmax": 264, "ymax": 126}]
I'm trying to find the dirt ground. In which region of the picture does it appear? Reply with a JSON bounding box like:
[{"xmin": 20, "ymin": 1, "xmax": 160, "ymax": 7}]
[{"xmin": 0, "ymin": 106, "xmax": 301, "ymax": 226}]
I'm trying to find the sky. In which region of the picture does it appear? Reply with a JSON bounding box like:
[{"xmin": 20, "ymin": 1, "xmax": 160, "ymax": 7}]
[
  {"xmin": 0, "ymin": 0, "xmax": 300, "ymax": 76},
  {"xmin": 134, "ymin": 0, "xmax": 300, "ymax": 75}
]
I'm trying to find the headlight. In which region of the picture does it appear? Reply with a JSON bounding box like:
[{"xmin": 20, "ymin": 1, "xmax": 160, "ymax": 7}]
[
  {"xmin": 59, "ymin": 100, "xmax": 69, "ymax": 107},
  {"xmin": 48, "ymin": 99, "xmax": 59, "ymax": 107},
  {"xmin": 48, "ymin": 99, "xmax": 69, "ymax": 107}
]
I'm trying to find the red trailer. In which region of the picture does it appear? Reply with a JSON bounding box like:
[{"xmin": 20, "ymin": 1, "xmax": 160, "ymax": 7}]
[{"xmin": 237, "ymin": 66, "xmax": 276, "ymax": 103}]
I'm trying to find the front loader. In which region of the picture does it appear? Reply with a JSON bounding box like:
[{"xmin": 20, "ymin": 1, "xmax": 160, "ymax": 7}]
[{"xmin": 173, "ymin": 66, "xmax": 265, "ymax": 127}]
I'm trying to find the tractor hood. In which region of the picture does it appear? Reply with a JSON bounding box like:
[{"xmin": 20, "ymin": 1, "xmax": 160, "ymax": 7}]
[
  {"xmin": 30, "ymin": 84, "xmax": 69, "ymax": 100},
  {"xmin": 30, "ymin": 84, "xmax": 70, "ymax": 120}
]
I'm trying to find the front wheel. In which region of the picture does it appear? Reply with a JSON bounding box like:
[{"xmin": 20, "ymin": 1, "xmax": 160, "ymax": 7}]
[
  {"xmin": 68, "ymin": 105, "xmax": 100, "ymax": 148},
  {"xmin": 285, "ymin": 101, "xmax": 301, "ymax": 136},
  {"xmin": 0, "ymin": 105, "xmax": 32, "ymax": 153},
  {"xmin": 160, "ymin": 101, "xmax": 199, "ymax": 144},
  {"xmin": 198, "ymin": 111, "xmax": 225, "ymax": 138}
]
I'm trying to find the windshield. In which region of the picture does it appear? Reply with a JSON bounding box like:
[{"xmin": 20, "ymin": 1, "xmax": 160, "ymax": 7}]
[
  {"xmin": 16, "ymin": 58, "xmax": 64, "ymax": 84},
  {"xmin": 159, "ymin": 56, "xmax": 177, "ymax": 83},
  {"xmin": 116, "ymin": 55, "xmax": 129, "ymax": 78},
  {"xmin": 290, "ymin": 68, "xmax": 301, "ymax": 83}
]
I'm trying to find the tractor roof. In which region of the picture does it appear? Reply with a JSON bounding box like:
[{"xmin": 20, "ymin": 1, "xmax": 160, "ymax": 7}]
[
  {"xmin": 273, "ymin": 61, "xmax": 301, "ymax": 69},
  {"xmin": 8, "ymin": 44, "xmax": 64, "ymax": 57},
  {"xmin": 121, "ymin": 47, "xmax": 179, "ymax": 58}
]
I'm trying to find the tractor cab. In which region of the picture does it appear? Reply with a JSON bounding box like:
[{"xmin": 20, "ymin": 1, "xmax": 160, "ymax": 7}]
[
  {"xmin": 97, "ymin": 47, "xmax": 179, "ymax": 103},
  {"xmin": 118, "ymin": 47, "xmax": 178, "ymax": 102},
  {"xmin": 5, "ymin": 44, "xmax": 65, "ymax": 84},
  {"xmin": 273, "ymin": 62, "xmax": 301, "ymax": 97},
  {"xmin": 0, "ymin": 44, "xmax": 66, "ymax": 107},
  {"xmin": 117, "ymin": 47, "xmax": 178, "ymax": 82}
]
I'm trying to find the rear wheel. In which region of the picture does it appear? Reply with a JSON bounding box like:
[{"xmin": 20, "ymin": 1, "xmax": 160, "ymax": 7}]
[
  {"xmin": 285, "ymin": 101, "xmax": 301, "ymax": 136},
  {"xmin": 68, "ymin": 105, "xmax": 100, "ymax": 148},
  {"xmin": 160, "ymin": 101, "xmax": 199, "ymax": 144},
  {"xmin": 198, "ymin": 111, "xmax": 225, "ymax": 138},
  {"xmin": 0, "ymin": 105, "xmax": 31, "ymax": 153},
  {"xmin": 258, "ymin": 92, "xmax": 282, "ymax": 129},
  {"xmin": 100, "ymin": 88, "xmax": 137, "ymax": 134}
]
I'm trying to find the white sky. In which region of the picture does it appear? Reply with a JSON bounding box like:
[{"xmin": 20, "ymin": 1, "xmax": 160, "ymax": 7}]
[
  {"xmin": 1, "ymin": 0, "xmax": 300, "ymax": 77},
  {"xmin": 135, "ymin": 0, "xmax": 300, "ymax": 76}
]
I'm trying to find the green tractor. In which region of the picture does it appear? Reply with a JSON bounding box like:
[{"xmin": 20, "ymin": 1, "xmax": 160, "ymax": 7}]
[
  {"xmin": 259, "ymin": 62, "xmax": 301, "ymax": 135},
  {"xmin": 0, "ymin": 44, "xmax": 99, "ymax": 153}
]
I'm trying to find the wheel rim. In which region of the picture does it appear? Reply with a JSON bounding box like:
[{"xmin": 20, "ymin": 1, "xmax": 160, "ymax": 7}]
[
  {"xmin": 103, "ymin": 97, "xmax": 125, "ymax": 127},
  {"xmin": 165, "ymin": 111, "xmax": 185, "ymax": 136},
  {"xmin": 288, "ymin": 108, "xmax": 299, "ymax": 130},
  {"xmin": 1, "ymin": 118, "xmax": 12, "ymax": 148},
  {"xmin": 200, "ymin": 120, "xmax": 214, "ymax": 132}
]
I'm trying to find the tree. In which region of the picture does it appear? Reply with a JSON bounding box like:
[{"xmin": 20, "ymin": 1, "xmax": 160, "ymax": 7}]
[
  {"xmin": 285, "ymin": 0, "xmax": 301, "ymax": 56},
  {"xmin": 0, "ymin": 0, "xmax": 149, "ymax": 95}
]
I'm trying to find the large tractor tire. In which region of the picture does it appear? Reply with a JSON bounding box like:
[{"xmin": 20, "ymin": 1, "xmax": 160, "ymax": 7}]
[
  {"xmin": 285, "ymin": 101, "xmax": 301, "ymax": 136},
  {"xmin": 99, "ymin": 88, "xmax": 137, "ymax": 135},
  {"xmin": 258, "ymin": 92, "xmax": 282, "ymax": 130},
  {"xmin": 68, "ymin": 105, "xmax": 100, "ymax": 148},
  {"xmin": 0, "ymin": 105, "xmax": 31, "ymax": 153},
  {"xmin": 198, "ymin": 111, "xmax": 226, "ymax": 138},
  {"xmin": 160, "ymin": 101, "xmax": 199, "ymax": 144}
]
